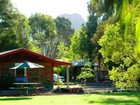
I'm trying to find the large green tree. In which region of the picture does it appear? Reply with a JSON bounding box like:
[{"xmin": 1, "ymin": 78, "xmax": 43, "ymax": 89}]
[
  {"xmin": 91, "ymin": 17, "xmax": 116, "ymax": 70},
  {"xmin": 89, "ymin": 0, "xmax": 140, "ymax": 89},
  {"xmin": 99, "ymin": 22, "xmax": 140, "ymax": 89},
  {"xmin": 85, "ymin": 11, "xmax": 97, "ymax": 59},
  {"xmin": 0, "ymin": 0, "xmax": 30, "ymax": 51},
  {"xmin": 57, "ymin": 42, "xmax": 71, "ymax": 61},
  {"xmin": 88, "ymin": 0, "xmax": 121, "ymax": 67},
  {"xmin": 116, "ymin": 0, "xmax": 140, "ymax": 56},
  {"xmin": 55, "ymin": 17, "xmax": 74, "ymax": 46},
  {"xmin": 57, "ymin": 26, "xmax": 88, "ymax": 61},
  {"xmin": 29, "ymin": 13, "xmax": 57, "ymax": 58},
  {"xmin": 69, "ymin": 27, "xmax": 87, "ymax": 60}
]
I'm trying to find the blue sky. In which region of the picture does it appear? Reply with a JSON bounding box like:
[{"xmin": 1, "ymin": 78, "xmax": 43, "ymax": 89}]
[{"xmin": 11, "ymin": 0, "xmax": 90, "ymax": 21}]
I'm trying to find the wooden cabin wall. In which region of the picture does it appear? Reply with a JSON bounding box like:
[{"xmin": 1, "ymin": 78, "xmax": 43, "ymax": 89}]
[
  {"xmin": 0, "ymin": 62, "xmax": 53, "ymax": 84},
  {"xmin": 0, "ymin": 63, "xmax": 15, "ymax": 77},
  {"xmin": 28, "ymin": 62, "xmax": 53, "ymax": 83},
  {"xmin": 40, "ymin": 62, "xmax": 53, "ymax": 82}
]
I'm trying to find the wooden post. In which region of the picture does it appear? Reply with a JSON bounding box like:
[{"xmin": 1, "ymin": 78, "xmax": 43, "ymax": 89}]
[
  {"xmin": 24, "ymin": 67, "xmax": 28, "ymax": 82},
  {"xmin": 66, "ymin": 66, "xmax": 70, "ymax": 88},
  {"xmin": 15, "ymin": 69, "xmax": 16, "ymax": 77},
  {"xmin": 57, "ymin": 66, "xmax": 60, "ymax": 88}
]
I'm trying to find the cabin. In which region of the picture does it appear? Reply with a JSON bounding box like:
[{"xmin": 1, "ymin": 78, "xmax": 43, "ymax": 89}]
[
  {"xmin": 72, "ymin": 60, "xmax": 109, "ymax": 82},
  {"xmin": 0, "ymin": 48, "xmax": 70, "ymax": 89}
]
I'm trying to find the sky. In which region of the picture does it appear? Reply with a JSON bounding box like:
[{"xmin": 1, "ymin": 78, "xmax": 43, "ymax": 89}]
[{"xmin": 11, "ymin": 0, "xmax": 90, "ymax": 21}]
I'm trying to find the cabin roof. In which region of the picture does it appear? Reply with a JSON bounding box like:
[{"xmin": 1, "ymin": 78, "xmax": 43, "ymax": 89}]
[
  {"xmin": 72, "ymin": 60, "xmax": 99, "ymax": 67},
  {"xmin": 0, "ymin": 48, "xmax": 71, "ymax": 66}
]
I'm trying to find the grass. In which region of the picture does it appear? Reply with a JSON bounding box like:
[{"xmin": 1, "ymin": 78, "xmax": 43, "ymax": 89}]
[{"xmin": 0, "ymin": 91, "xmax": 140, "ymax": 105}]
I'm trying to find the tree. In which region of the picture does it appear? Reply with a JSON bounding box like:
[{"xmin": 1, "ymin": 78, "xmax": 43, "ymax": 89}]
[
  {"xmin": 87, "ymin": 0, "xmax": 120, "ymax": 65},
  {"xmin": 57, "ymin": 26, "xmax": 88, "ymax": 61},
  {"xmin": 77, "ymin": 62, "xmax": 94, "ymax": 86},
  {"xmin": 57, "ymin": 42, "xmax": 71, "ymax": 61},
  {"xmin": 0, "ymin": 0, "xmax": 31, "ymax": 51},
  {"xmin": 29, "ymin": 13, "xmax": 57, "ymax": 58},
  {"xmin": 69, "ymin": 26, "xmax": 89, "ymax": 60},
  {"xmin": 109, "ymin": 64, "xmax": 140, "ymax": 89},
  {"xmin": 15, "ymin": 15, "xmax": 31, "ymax": 49},
  {"xmin": 77, "ymin": 67, "xmax": 93, "ymax": 85},
  {"xmin": 99, "ymin": 23, "xmax": 140, "ymax": 89},
  {"xmin": 86, "ymin": 0, "xmax": 140, "ymax": 89},
  {"xmin": 89, "ymin": 0, "xmax": 122, "ymax": 18},
  {"xmin": 116, "ymin": 0, "xmax": 140, "ymax": 57},
  {"xmin": 85, "ymin": 12, "xmax": 98, "ymax": 59},
  {"xmin": 55, "ymin": 17, "xmax": 74, "ymax": 45},
  {"xmin": 91, "ymin": 17, "xmax": 116, "ymax": 69}
]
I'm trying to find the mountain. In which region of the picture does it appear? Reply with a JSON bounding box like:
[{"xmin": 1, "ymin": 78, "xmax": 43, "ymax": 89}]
[{"xmin": 59, "ymin": 13, "xmax": 86, "ymax": 30}]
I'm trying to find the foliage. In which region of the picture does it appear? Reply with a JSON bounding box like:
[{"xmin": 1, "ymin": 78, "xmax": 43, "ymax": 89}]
[
  {"xmin": 42, "ymin": 79, "xmax": 53, "ymax": 90},
  {"xmin": 69, "ymin": 28, "xmax": 88, "ymax": 60},
  {"xmin": 54, "ymin": 78, "xmax": 64, "ymax": 86},
  {"xmin": 60, "ymin": 0, "xmax": 99, "ymax": 61},
  {"xmin": 53, "ymin": 67, "xmax": 64, "ymax": 87},
  {"xmin": 77, "ymin": 62, "xmax": 94, "ymax": 85},
  {"xmin": 53, "ymin": 67, "xmax": 60, "ymax": 74},
  {"xmin": 93, "ymin": 0, "xmax": 140, "ymax": 90},
  {"xmin": 56, "ymin": 0, "xmax": 99, "ymax": 61},
  {"xmin": 0, "ymin": 73, "xmax": 15, "ymax": 89},
  {"xmin": 29, "ymin": 13, "xmax": 57, "ymax": 57},
  {"xmin": 110, "ymin": 64, "xmax": 140, "ymax": 89},
  {"xmin": 91, "ymin": 17, "xmax": 116, "ymax": 69},
  {"xmin": 77, "ymin": 67, "xmax": 94, "ymax": 81},
  {"xmin": 68, "ymin": 24, "xmax": 99, "ymax": 61},
  {"xmin": 55, "ymin": 17, "xmax": 74, "ymax": 45},
  {"xmin": 90, "ymin": 0, "xmax": 122, "ymax": 18},
  {"xmin": 57, "ymin": 27, "xmax": 89, "ymax": 61},
  {"xmin": 116, "ymin": 0, "xmax": 140, "ymax": 56},
  {"xmin": 57, "ymin": 42, "xmax": 71, "ymax": 61},
  {"xmin": 78, "ymin": 26, "xmax": 90, "ymax": 59},
  {"xmin": 55, "ymin": 67, "xmax": 67, "ymax": 79},
  {"xmin": 99, "ymin": 22, "xmax": 140, "ymax": 89},
  {"xmin": 88, "ymin": 0, "xmax": 124, "ymax": 65},
  {"xmin": 69, "ymin": 31, "xmax": 82, "ymax": 60},
  {"xmin": 28, "ymin": 41, "xmax": 41, "ymax": 53},
  {"xmin": 84, "ymin": 0, "xmax": 116, "ymax": 62},
  {"xmin": 85, "ymin": 13, "xmax": 97, "ymax": 59},
  {"xmin": 15, "ymin": 15, "xmax": 31, "ymax": 48},
  {"xmin": 92, "ymin": 17, "xmax": 116, "ymax": 44},
  {"xmin": 0, "ymin": 0, "xmax": 31, "ymax": 51}
]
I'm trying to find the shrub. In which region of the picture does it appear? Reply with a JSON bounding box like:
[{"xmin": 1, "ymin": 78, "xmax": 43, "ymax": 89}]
[
  {"xmin": 109, "ymin": 64, "xmax": 140, "ymax": 90},
  {"xmin": 0, "ymin": 73, "xmax": 15, "ymax": 89},
  {"xmin": 77, "ymin": 67, "xmax": 94, "ymax": 86},
  {"xmin": 42, "ymin": 79, "xmax": 53, "ymax": 90}
]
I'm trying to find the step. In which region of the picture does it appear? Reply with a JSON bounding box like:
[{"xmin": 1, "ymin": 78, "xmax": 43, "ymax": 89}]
[{"xmin": 83, "ymin": 87, "xmax": 113, "ymax": 93}]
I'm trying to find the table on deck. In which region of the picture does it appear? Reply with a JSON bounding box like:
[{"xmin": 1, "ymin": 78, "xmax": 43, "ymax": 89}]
[{"xmin": 13, "ymin": 82, "xmax": 41, "ymax": 95}]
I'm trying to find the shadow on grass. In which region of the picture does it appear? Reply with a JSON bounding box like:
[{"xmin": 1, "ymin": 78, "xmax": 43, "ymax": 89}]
[
  {"xmin": 0, "ymin": 97, "xmax": 32, "ymax": 101},
  {"xmin": 98, "ymin": 91, "xmax": 140, "ymax": 97},
  {"xmin": 103, "ymin": 91, "xmax": 140, "ymax": 101},
  {"xmin": 88, "ymin": 98, "xmax": 139, "ymax": 104},
  {"xmin": 88, "ymin": 91, "xmax": 140, "ymax": 105}
]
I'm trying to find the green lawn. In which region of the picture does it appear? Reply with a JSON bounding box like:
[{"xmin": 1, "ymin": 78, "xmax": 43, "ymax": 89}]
[{"xmin": 0, "ymin": 92, "xmax": 140, "ymax": 105}]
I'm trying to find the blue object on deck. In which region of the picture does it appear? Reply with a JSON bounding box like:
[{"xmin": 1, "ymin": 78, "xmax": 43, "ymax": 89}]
[{"xmin": 16, "ymin": 77, "xmax": 28, "ymax": 82}]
